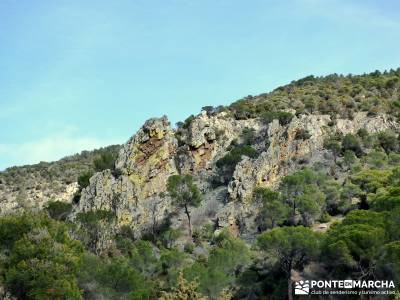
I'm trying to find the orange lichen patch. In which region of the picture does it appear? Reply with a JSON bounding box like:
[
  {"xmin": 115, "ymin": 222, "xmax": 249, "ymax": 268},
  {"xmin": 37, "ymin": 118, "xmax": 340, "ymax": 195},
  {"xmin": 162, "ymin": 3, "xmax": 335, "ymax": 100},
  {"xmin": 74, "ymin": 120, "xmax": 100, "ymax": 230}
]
[
  {"xmin": 134, "ymin": 153, "xmax": 147, "ymax": 166},
  {"xmin": 133, "ymin": 137, "xmax": 168, "ymax": 167},
  {"xmin": 138, "ymin": 137, "xmax": 163, "ymax": 156},
  {"xmin": 190, "ymin": 142, "xmax": 215, "ymax": 170},
  {"xmin": 153, "ymin": 157, "xmax": 170, "ymax": 171},
  {"xmin": 227, "ymin": 215, "xmax": 239, "ymax": 237}
]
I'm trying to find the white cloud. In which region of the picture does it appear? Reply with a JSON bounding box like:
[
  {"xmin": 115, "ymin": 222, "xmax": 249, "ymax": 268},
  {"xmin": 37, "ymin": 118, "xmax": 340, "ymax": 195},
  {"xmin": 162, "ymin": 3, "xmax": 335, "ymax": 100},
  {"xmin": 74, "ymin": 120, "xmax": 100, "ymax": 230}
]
[{"xmin": 0, "ymin": 130, "xmax": 123, "ymax": 170}]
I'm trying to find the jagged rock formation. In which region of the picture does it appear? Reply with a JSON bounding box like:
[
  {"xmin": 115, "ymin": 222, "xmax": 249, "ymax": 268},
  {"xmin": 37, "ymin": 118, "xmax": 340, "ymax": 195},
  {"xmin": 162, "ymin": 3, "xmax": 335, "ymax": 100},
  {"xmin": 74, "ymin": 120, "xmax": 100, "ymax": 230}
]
[
  {"xmin": 175, "ymin": 111, "xmax": 262, "ymax": 173},
  {"xmin": 115, "ymin": 116, "xmax": 179, "ymax": 199},
  {"xmin": 228, "ymin": 112, "xmax": 399, "ymax": 202},
  {"xmin": 76, "ymin": 117, "xmax": 178, "ymax": 237},
  {"xmin": 73, "ymin": 110, "xmax": 399, "ymax": 244},
  {"xmin": 2, "ymin": 105, "xmax": 398, "ymax": 245},
  {"xmin": 2, "ymin": 70, "xmax": 400, "ymax": 299},
  {"xmin": 2, "ymin": 71, "xmax": 399, "ymax": 249},
  {"xmin": 72, "ymin": 112, "xmax": 262, "ymax": 240}
]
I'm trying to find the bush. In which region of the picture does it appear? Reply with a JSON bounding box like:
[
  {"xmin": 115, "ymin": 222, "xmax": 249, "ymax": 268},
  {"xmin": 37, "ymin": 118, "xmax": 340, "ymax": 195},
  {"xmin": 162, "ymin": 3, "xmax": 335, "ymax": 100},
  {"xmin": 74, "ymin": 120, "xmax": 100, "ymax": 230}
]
[
  {"xmin": 324, "ymin": 139, "xmax": 341, "ymax": 162},
  {"xmin": 216, "ymin": 145, "xmax": 258, "ymax": 181},
  {"xmin": 295, "ymin": 129, "xmax": 312, "ymax": 140},
  {"xmin": 93, "ymin": 152, "xmax": 117, "ymax": 171},
  {"xmin": 254, "ymin": 188, "xmax": 289, "ymax": 230},
  {"xmin": 364, "ymin": 150, "xmax": 387, "ymax": 168},
  {"xmin": 182, "ymin": 115, "xmax": 196, "ymax": 129},
  {"xmin": 357, "ymin": 128, "xmax": 369, "ymax": 139},
  {"xmin": 277, "ymin": 111, "xmax": 294, "ymax": 125},
  {"xmin": 342, "ymin": 134, "xmax": 363, "ymax": 157},
  {"xmin": 261, "ymin": 111, "xmax": 293, "ymax": 125},
  {"xmin": 79, "ymin": 255, "xmax": 154, "ymax": 299},
  {"xmin": 184, "ymin": 243, "xmax": 195, "ymax": 253},
  {"xmin": 229, "ymin": 99, "xmax": 256, "ymax": 120},
  {"xmin": 377, "ymin": 131, "xmax": 398, "ymax": 153},
  {"xmin": 76, "ymin": 210, "xmax": 115, "ymax": 226},
  {"xmin": 241, "ymin": 127, "xmax": 256, "ymax": 145},
  {"xmin": 46, "ymin": 201, "xmax": 73, "ymax": 221},
  {"xmin": 319, "ymin": 212, "xmax": 332, "ymax": 223},
  {"xmin": 161, "ymin": 228, "xmax": 182, "ymax": 249},
  {"xmin": 389, "ymin": 152, "xmax": 400, "ymax": 165},
  {"xmin": 217, "ymin": 145, "xmax": 258, "ymax": 167},
  {"xmin": 0, "ymin": 213, "xmax": 84, "ymax": 299},
  {"xmin": 77, "ymin": 170, "xmax": 94, "ymax": 189},
  {"xmin": 183, "ymin": 230, "xmax": 250, "ymax": 299},
  {"xmin": 160, "ymin": 248, "xmax": 187, "ymax": 274}
]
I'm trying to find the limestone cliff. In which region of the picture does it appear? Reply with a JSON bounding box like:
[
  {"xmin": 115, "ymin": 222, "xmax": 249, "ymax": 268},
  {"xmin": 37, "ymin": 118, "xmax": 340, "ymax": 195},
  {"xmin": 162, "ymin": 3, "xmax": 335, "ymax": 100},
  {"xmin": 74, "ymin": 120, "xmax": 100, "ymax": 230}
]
[
  {"xmin": 228, "ymin": 112, "xmax": 398, "ymax": 202},
  {"xmin": 72, "ymin": 110, "xmax": 399, "ymax": 245}
]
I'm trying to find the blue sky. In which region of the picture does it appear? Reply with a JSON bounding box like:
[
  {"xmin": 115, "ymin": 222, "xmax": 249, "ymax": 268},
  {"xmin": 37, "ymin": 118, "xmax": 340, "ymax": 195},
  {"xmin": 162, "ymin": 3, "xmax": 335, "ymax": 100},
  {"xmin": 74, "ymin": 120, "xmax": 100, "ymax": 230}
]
[{"xmin": 0, "ymin": 0, "xmax": 399, "ymax": 170}]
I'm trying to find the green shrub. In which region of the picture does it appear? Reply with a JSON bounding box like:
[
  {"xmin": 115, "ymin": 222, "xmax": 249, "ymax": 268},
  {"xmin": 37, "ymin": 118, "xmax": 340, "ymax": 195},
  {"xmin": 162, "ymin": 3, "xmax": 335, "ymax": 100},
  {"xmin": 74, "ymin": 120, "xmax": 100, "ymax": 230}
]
[
  {"xmin": 342, "ymin": 134, "xmax": 363, "ymax": 157},
  {"xmin": 216, "ymin": 145, "xmax": 258, "ymax": 168},
  {"xmin": 229, "ymin": 99, "xmax": 256, "ymax": 120},
  {"xmin": 46, "ymin": 201, "xmax": 73, "ymax": 221},
  {"xmin": 324, "ymin": 139, "xmax": 341, "ymax": 162},
  {"xmin": 295, "ymin": 129, "xmax": 312, "ymax": 140},
  {"xmin": 160, "ymin": 248, "xmax": 187, "ymax": 274},
  {"xmin": 377, "ymin": 131, "xmax": 398, "ymax": 153},
  {"xmin": 0, "ymin": 213, "xmax": 84, "ymax": 299},
  {"xmin": 93, "ymin": 152, "xmax": 117, "ymax": 171},
  {"xmin": 79, "ymin": 255, "xmax": 154, "ymax": 299},
  {"xmin": 241, "ymin": 127, "xmax": 256, "ymax": 145},
  {"xmin": 76, "ymin": 210, "xmax": 115, "ymax": 226},
  {"xmin": 260, "ymin": 111, "xmax": 293, "ymax": 125},
  {"xmin": 319, "ymin": 212, "xmax": 332, "ymax": 223},
  {"xmin": 276, "ymin": 111, "xmax": 294, "ymax": 125},
  {"xmin": 253, "ymin": 188, "xmax": 289, "ymax": 230},
  {"xmin": 357, "ymin": 128, "xmax": 369, "ymax": 139},
  {"xmin": 78, "ymin": 170, "xmax": 94, "ymax": 189},
  {"xmin": 364, "ymin": 150, "xmax": 387, "ymax": 168},
  {"xmin": 161, "ymin": 228, "xmax": 182, "ymax": 249},
  {"xmin": 184, "ymin": 230, "xmax": 250, "ymax": 299},
  {"xmin": 389, "ymin": 152, "xmax": 400, "ymax": 165},
  {"xmin": 182, "ymin": 114, "xmax": 196, "ymax": 129},
  {"xmin": 216, "ymin": 145, "xmax": 258, "ymax": 181},
  {"xmin": 167, "ymin": 175, "xmax": 202, "ymax": 239},
  {"xmin": 184, "ymin": 243, "xmax": 194, "ymax": 253}
]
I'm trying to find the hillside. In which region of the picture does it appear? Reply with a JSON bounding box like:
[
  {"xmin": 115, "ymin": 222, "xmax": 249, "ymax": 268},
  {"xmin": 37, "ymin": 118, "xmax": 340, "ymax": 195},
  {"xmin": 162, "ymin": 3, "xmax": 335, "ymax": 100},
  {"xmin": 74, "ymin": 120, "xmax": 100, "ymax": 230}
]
[
  {"xmin": 0, "ymin": 145, "xmax": 121, "ymax": 214},
  {"xmin": 1, "ymin": 69, "xmax": 400, "ymax": 299}
]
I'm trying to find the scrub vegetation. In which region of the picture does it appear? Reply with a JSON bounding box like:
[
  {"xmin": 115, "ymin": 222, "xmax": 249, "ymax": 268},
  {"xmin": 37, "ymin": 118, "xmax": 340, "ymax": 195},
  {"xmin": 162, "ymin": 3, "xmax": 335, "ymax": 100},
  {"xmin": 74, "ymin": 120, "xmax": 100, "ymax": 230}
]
[{"xmin": 1, "ymin": 70, "xmax": 400, "ymax": 299}]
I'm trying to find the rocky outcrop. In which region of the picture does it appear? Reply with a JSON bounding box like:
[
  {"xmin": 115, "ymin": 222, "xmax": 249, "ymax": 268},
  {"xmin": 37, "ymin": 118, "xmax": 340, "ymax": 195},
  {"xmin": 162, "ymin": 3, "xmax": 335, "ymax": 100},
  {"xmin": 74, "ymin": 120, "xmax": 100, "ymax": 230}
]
[
  {"xmin": 0, "ymin": 181, "xmax": 78, "ymax": 215},
  {"xmin": 228, "ymin": 114, "xmax": 331, "ymax": 201},
  {"xmin": 335, "ymin": 112, "xmax": 398, "ymax": 134},
  {"xmin": 75, "ymin": 117, "xmax": 178, "ymax": 237},
  {"xmin": 115, "ymin": 116, "xmax": 179, "ymax": 199},
  {"xmin": 73, "ymin": 112, "xmax": 265, "ymax": 242},
  {"xmin": 71, "ymin": 111, "xmax": 399, "ymax": 244},
  {"xmin": 228, "ymin": 112, "xmax": 399, "ymax": 202},
  {"xmin": 176, "ymin": 111, "xmax": 263, "ymax": 173},
  {"xmin": 3, "ymin": 108, "xmax": 399, "ymax": 245}
]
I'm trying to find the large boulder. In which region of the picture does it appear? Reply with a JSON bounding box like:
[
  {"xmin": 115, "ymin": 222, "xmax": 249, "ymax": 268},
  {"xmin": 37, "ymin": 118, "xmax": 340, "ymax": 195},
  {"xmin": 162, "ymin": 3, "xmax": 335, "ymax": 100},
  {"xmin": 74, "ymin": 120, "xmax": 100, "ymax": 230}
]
[{"xmin": 75, "ymin": 116, "xmax": 178, "ymax": 238}]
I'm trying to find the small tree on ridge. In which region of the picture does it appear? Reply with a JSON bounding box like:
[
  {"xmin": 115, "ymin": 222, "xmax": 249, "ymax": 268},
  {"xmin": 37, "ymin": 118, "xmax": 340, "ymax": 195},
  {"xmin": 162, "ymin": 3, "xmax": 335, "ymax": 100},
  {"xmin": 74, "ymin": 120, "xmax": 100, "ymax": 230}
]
[{"xmin": 167, "ymin": 175, "xmax": 202, "ymax": 239}]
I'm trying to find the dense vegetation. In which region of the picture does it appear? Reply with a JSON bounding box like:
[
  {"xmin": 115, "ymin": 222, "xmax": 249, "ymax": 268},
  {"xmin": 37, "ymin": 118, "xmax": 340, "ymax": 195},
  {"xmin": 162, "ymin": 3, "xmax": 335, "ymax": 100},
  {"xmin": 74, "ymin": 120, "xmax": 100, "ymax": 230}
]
[
  {"xmin": 3, "ymin": 148, "xmax": 400, "ymax": 298},
  {"xmin": 1, "ymin": 70, "xmax": 400, "ymax": 299},
  {"xmin": 228, "ymin": 69, "xmax": 400, "ymax": 120},
  {"xmin": 0, "ymin": 145, "xmax": 120, "ymax": 198}
]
